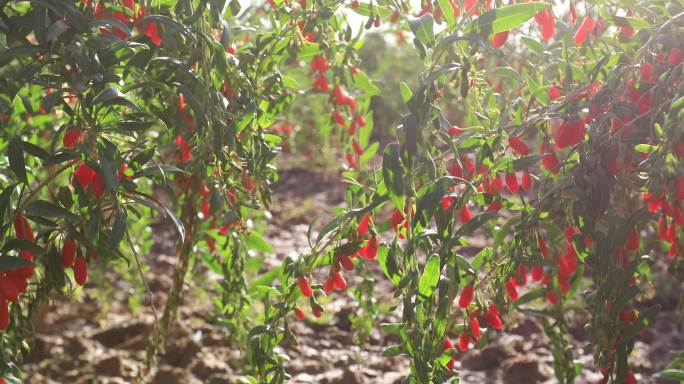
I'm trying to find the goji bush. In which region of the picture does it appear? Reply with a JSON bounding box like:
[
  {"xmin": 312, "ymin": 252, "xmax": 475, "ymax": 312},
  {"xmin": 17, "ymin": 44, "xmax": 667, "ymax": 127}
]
[{"xmin": 0, "ymin": 0, "xmax": 683, "ymax": 383}]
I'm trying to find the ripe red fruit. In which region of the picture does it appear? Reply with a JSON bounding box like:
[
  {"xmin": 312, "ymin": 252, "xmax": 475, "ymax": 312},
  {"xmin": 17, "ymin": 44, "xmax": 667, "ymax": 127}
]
[
  {"xmin": 332, "ymin": 110, "xmax": 345, "ymax": 126},
  {"xmin": 469, "ymin": 317, "xmax": 481, "ymax": 339},
  {"xmin": 91, "ymin": 172, "xmax": 105, "ymax": 198},
  {"xmin": 668, "ymin": 48, "xmax": 683, "ymax": 66},
  {"xmin": 548, "ymin": 85, "xmax": 562, "ymax": 100},
  {"xmin": 556, "ymin": 120, "xmax": 585, "ymax": 149},
  {"xmin": 531, "ymin": 266, "xmax": 544, "ymax": 282},
  {"xmin": 243, "ymin": 171, "xmax": 254, "ymax": 191},
  {"xmin": 459, "ymin": 284, "xmax": 474, "ymax": 308},
  {"xmin": 339, "ymin": 254, "xmax": 354, "ymax": 271},
  {"xmin": 521, "ymin": 171, "xmax": 532, "ymax": 191},
  {"xmin": 492, "ymin": 31, "xmax": 509, "ymax": 48},
  {"xmin": 201, "ymin": 199, "xmax": 210, "ymax": 217},
  {"xmin": 295, "ymin": 307, "xmax": 306, "ymax": 320},
  {"xmin": 626, "ymin": 370, "xmax": 637, "ymax": 384},
  {"xmin": 448, "ymin": 126, "xmax": 462, "ymax": 136},
  {"xmin": 298, "ymin": 276, "xmax": 312, "ymax": 297},
  {"xmin": 0, "ymin": 299, "xmax": 8, "ymax": 330},
  {"xmin": 74, "ymin": 163, "xmax": 96, "ymax": 188},
  {"xmin": 459, "ymin": 205, "xmax": 471, "ymax": 223},
  {"xmin": 676, "ymin": 176, "xmax": 684, "ymax": 200},
  {"xmin": 535, "ymin": 9, "xmax": 555, "ymax": 40},
  {"xmin": 351, "ymin": 0, "xmax": 359, "ymax": 9},
  {"xmin": 508, "ymin": 136, "xmax": 530, "ymax": 156},
  {"xmin": 486, "ymin": 200, "xmax": 502, "ymax": 212},
  {"xmin": 357, "ymin": 213, "xmax": 371, "ymax": 235},
  {"xmin": 574, "ymin": 16, "xmax": 596, "ymax": 45},
  {"xmin": 74, "ymin": 256, "xmax": 88, "ymax": 286},
  {"xmin": 540, "ymin": 143, "xmax": 560, "ymax": 174},
  {"xmin": 205, "ymin": 235, "xmax": 216, "ymax": 252},
  {"xmin": 628, "ymin": 229, "xmax": 640, "ymax": 251},
  {"xmin": 323, "ymin": 278, "xmax": 334, "ymax": 294},
  {"xmin": 358, "ymin": 236, "xmax": 379, "ymax": 260},
  {"xmin": 485, "ymin": 304, "xmax": 504, "ymax": 329},
  {"xmin": 443, "ymin": 338, "xmax": 456, "ymax": 370},
  {"xmin": 332, "ymin": 271, "xmax": 347, "ymax": 290},
  {"xmin": 63, "ymin": 129, "xmax": 85, "ymax": 148},
  {"xmin": 505, "ymin": 173, "xmax": 519, "ymax": 194},
  {"xmin": 546, "ymin": 290, "xmax": 558, "ymax": 304},
  {"xmin": 313, "ymin": 75, "xmax": 329, "ymax": 91},
  {"xmin": 312, "ymin": 307, "xmax": 323, "ymax": 318},
  {"xmin": 61, "ymin": 238, "xmax": 77, "ymax": 268},
  {"xmin": 346, "ymin": 153, "xmax": 357, "ymax": 169},
  {"xmin": 18, "ymin": 251, "xmax": 34, "ymax": 279},
  {"xmin": 0, "ymin": 275, "xmax": 18, "ymax": 302},
  {"xmin": 458, "ymin": 332, "xmax": 470, "ymax": 351},
  {"xmin": 352, "ymin": 140, "xmax": 363, "ymax": 156},
  {"xmin": 505, "ymin": 278, "xmax": 518, "ymax": 301},
  {"xmin": 619, "ymin": 309, "xmax": 638, "ymax": 322},
  {"xmin": 354, "ymin": 115, "xmax": 366, "ymax": 127},
  {"xmin": 13, "ymin": 214, "xmax": 33, "ymax": 241}
]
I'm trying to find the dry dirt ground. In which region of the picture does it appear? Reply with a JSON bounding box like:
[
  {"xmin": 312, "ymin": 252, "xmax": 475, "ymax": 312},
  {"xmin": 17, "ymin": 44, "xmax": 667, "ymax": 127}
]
[{"xmin": 19, "ymin": 163, "xmax": 684, "ymax": 384}]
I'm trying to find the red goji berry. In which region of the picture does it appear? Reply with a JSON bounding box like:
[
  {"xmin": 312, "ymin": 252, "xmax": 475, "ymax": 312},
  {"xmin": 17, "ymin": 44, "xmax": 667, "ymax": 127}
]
[
  {"xmin": 74, "ymin": 256, "xmax": 88, "ymax": 286},
  {"xmin": 61, "ymin": 238, "xmax": 77, "ymax": 268},
  {"xmin": 458, "ymin": 284, "xmax": 474, "ymax": 309},
  {"xmin": 492, "ymin": 31, "xmax": 509, "ymax": 48},
  {"xmin": 508, "ymin": 136, "xmax": 530, "ymax": 156},
  {"xmin": 63, "ymin": 129, "xmax": 85, "ymax": 148},
  {"xmin": 298, "ymin": 276, "xmax": 312, "ymax": 297}
]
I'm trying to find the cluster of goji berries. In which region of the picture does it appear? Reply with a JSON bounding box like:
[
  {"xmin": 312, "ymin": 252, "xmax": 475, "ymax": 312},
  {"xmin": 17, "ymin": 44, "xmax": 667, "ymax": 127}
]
[
  {"xmin": 310, "ymin": 54, "xmax": 368, "ymax": 169},
  {"xmin": 0, "ymin": 215, "xmax": 37, "ymax": 330},
  {"xmin": 295, "ymin": 212, "xmax": 379, "ymax": 319},
  {"xmin": 85, "ymin": 0, "xmax": 161, "ymax": 46}
]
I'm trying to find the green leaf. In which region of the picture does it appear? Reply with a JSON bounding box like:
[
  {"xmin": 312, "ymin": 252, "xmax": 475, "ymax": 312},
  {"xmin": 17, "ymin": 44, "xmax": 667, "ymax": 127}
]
[
  {"xmin": 399, "ymin": 82, "xmax": 413, "ymax": 103},
  {"xmin": 465, "ymin": 2, "xmax": 550, "ymax": 36},
  {"xmin": 437, "ymin": 0, "xmax": 457, "ymax": 28},
  {"xmin": 93, "ymin": 87, "xmax": 139, "ymax": 111},
  {"xmin": 24, "ymin": 200, "xmax": 77, "ymax": 221},
  {"xmin": 246, "ymin": 232, "xmax": 272, "ymax": 253},
  {"xmin": 409, "ymin": 13, "xmax": 435, "ymax": 47},
  {"xmin": 0, "ymin": 256, "xmax": 33, "ymax": 272},
  {"xmin": 1, "ymin": 239, "xmax": 45, "ymax": 256},
  {"xmin": 418, "ymin": 254, "xmax": 441, "ymax": 298},
  {"xmin": 8, "ymin": 137, "xmax": 27, "ymax": 183},
  {"xmin": 354, "ymin": 70, "xmax": 381, "ymax": 96},
  {"xmin": 349, "ymin": 3, "xmax": 392, "ymax": 18}
]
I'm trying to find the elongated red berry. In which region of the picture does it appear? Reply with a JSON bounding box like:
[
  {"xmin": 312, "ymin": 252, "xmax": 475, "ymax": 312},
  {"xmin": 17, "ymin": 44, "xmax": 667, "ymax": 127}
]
[
  {"xmin": 339, "ymin": 254, "xmax": 354, "ymax": 271},
  {"xmin": 668, "ymin": 48, "xmax": 683, "ymax": 66},
  {"xmin": 323, "ymin": 278, "xmax": 334, "ymax": 294},
  {"xmin": 458, "ymin": 332, "xmax": 470, "ymax": 351},
  {"xmin": 74, "ymin": 256, "xmax": 87, "ymax": 286},
  {"xmin": 13, "ymin": 214, "xmax": 33, "ymax": 241},
  {"xmin": 546, "ymin": 290, "xmax": 558, "ymax": 304},
  {"xmin": 74, "ymin": 163, "xmax": 96, "ymax": 189},
  {"xmin": 505, "ymin": 278, "xmax": 518, "ymax": 301},
  {"xmin": 0, "ymin": 299, "xmax": 8, "ymax": 330},
  {"xmin": 358, "ymin": 236, "xmax": 379, "ymax": 260},
  {"xmin": 61, "ymin": 238, "xmax": 77, "ymax": 268},
  {"xmin": 539, "ymin": 237, "xmax": 549, "ymax": 259},
  {"xmin": 531, "ymin": 266, "xmax": 544, "ymax": 281},
  {"xmin": 505, "ymin": 173, "xmax": 519, "ymax": 194},
  {"xmin": 332, "ymin": 271, "xmax": 347, "ymax": 290},
  {"xmin": 574, "ymin": 16, "xmax": 596, "ymax": 45},
  {"xmin": 541, "ymin": 143, "xmax": 560, "ymax": 174},
  {"xmin": 676, "ymin": 176, "xmax": 684, "ymax": 200},
  {"xmin": 556, "ymin": 120, "xmax": 585, "ymax": 149},
  {"xmin": 521, "ymin": 171, "xmax": 532, "ymax": 191},
  {"xmin": 352, "ymin": 140, "xmax": 363, "ymax": 156},
  {"xmin": 295, "ymin": 307, "xmax": 306, "ymax": 320},
  {"xmin": 63, "ymin": 129, "xmax": 85, "ymax": 148},
  {"xmin": 469, "ymin": 317, "xmax": 481, "ymax": 339},
  {"xmin": 443, "ymin": 338, "xmax": 456, "ymax": 370},
  {"xmin": 486, "ymin": 304, "xmax": 504, "ymax": 329},
  {"xmin": 508, "ymin": 136, "xmax": 530, "ymax": 156},
  {"xmin": 0, "ymin": 275, "xmax": 18, "ymax": 302},
  {"xmin": 298, "ymin": 276, "xmax": 312, "ymax": 297},
  {"xmin": 628, "ymin": 229, "xmax": 640, "ymax": 251},
  {"xmin": 179, "ymin": 93, "xmax": 185, "ymax": 114},
  {"xmin": 492, "ymin": 31, "xmax": 509, "ymax": 48},
  {"xmin": 91, "ymin": 172, "xmax": 105, "ymax": 199},
  {"xmin": 459, "ymin": 284, "xmax": 474, "ymax": 308},
  {"xmin": 459, "ymin": 205, "xmax": 471, "ymax": 223},
  {"xmin": 18, "ymin": 251, "xmax": 34, "ymax": 279},
  {"xmin": 358, "ymin": 213, "xmax": 371, "ymax": 235}
]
